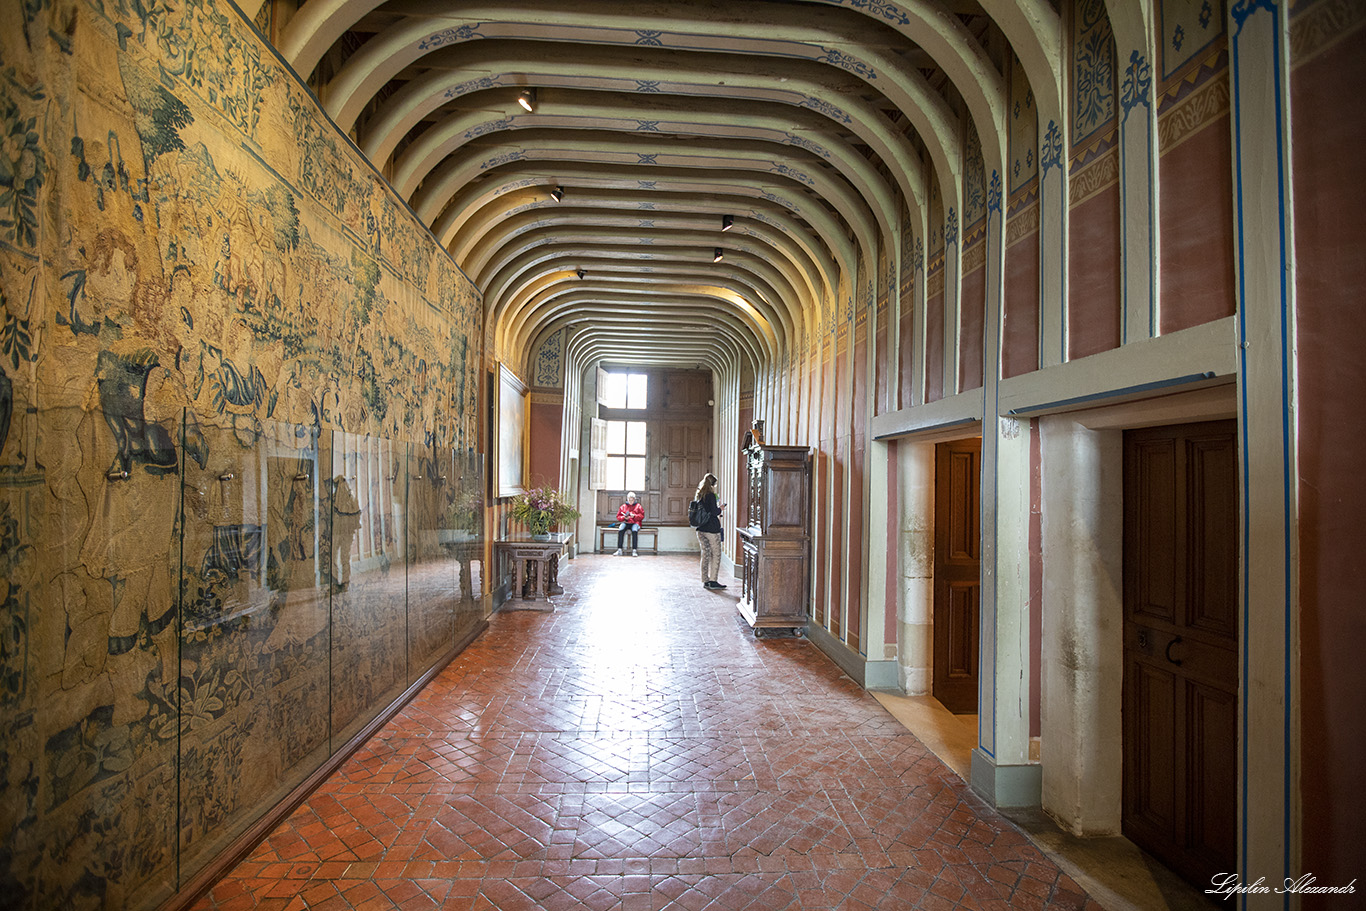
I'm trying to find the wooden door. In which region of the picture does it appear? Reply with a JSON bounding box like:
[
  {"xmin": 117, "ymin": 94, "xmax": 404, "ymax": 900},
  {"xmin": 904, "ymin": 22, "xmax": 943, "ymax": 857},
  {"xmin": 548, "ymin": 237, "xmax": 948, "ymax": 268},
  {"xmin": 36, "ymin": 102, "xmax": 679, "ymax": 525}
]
[
  {"xmin": 660, "ymin": 421, "xmax": 710, "ymax": 524},
  {"xmin": 1123, "ymin": 421, "xmax": 1238, "ymax": 887},
  {"xmin": 933, "ymin": 438, "xmax": 980, "ymax": 714}
]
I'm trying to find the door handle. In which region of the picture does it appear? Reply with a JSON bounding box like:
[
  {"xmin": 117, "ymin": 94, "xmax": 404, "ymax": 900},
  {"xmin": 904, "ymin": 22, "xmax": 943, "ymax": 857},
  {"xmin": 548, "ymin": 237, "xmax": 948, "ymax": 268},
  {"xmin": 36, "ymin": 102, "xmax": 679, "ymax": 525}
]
[{"xmin": 1165, "ymin": 635, "xmax": 1184, "ymax": 666}]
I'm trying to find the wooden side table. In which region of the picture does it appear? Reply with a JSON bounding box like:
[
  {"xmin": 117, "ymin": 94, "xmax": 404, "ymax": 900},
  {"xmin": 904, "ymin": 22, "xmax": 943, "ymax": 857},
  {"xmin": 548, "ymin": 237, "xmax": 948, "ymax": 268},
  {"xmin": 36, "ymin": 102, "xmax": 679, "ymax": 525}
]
[{"xmin": 495, "ymin": 532, "xmax": 574, "ymax": 600}]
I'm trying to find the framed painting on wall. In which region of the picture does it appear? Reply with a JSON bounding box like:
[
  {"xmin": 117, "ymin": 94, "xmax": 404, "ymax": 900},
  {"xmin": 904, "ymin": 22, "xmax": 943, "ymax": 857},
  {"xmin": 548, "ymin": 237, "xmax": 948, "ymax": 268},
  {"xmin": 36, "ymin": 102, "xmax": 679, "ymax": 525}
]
[{"xmin": 497, "ymin": 363, "xmax": 528, "ymax": 497}]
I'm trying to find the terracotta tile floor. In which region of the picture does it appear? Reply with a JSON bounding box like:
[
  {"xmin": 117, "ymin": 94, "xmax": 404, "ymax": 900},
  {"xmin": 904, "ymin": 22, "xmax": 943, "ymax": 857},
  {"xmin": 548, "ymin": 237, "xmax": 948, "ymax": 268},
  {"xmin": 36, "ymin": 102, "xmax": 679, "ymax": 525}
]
[{"xmin": 194, "ymin": 554, "xmax": 1104, "ymax": 911}]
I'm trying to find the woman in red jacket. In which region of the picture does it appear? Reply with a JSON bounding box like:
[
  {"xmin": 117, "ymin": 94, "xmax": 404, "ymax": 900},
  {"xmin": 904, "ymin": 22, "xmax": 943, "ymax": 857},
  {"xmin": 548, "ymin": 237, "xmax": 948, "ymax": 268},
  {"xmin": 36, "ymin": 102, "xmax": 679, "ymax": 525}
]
[{"xmin": 613, "ymin": 492, "xmax": 645, "ymax": 556}]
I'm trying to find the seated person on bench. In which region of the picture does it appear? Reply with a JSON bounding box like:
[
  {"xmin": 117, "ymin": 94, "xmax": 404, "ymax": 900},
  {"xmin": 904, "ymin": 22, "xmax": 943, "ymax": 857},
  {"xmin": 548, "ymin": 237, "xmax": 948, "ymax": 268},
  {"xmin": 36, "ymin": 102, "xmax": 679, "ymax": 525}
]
[{"xmin": 613, "ymin": 492, "xmax": 645, "ymax": 556}]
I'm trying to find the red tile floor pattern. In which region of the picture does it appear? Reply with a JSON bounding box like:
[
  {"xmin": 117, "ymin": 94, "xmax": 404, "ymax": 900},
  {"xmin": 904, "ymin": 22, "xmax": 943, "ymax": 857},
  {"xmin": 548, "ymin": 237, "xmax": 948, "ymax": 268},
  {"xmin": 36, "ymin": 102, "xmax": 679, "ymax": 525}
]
[{"xmin": 194, "ymin": 555, "xmax": 1103, "ymax": 911}]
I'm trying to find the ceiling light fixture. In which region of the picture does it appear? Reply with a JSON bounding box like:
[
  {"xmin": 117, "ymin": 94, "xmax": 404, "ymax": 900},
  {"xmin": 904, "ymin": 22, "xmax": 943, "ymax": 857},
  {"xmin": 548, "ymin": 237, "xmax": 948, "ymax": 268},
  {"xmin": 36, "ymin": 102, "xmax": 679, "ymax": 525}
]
[
  {"xmin": 550, "ymin": 186, "xmax": 564, "ymax": 202},
  {"xmin": 518, "ymin": 88, "xmax": 536, "ymax": 112},
  {"xmin": 722, "ymin": 214, "xmax": 733, "ymax": 231},
  {"xmin": 713, "ymin": 248, "xmax": 724, "ymax": 262}
]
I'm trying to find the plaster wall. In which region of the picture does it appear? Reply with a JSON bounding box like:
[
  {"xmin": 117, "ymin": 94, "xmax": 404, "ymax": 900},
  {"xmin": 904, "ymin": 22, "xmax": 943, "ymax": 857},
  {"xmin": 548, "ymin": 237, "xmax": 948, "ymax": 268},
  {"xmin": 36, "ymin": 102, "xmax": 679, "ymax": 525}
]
[
  {"xmin": 1038, "ymin": 418, "xmax": 1125, "ymax": 835},
  {"xmin": 896, "ymin": 441, "xmax": 935, "ymax": 694}
]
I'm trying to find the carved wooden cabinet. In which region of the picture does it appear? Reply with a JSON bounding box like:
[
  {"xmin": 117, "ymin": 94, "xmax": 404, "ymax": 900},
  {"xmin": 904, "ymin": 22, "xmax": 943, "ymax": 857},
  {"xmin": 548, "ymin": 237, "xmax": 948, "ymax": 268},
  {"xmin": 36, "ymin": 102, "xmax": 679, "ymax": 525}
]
[{"xmin": 736, "ymin": 428, "xmax": 812, "ymax": 634}]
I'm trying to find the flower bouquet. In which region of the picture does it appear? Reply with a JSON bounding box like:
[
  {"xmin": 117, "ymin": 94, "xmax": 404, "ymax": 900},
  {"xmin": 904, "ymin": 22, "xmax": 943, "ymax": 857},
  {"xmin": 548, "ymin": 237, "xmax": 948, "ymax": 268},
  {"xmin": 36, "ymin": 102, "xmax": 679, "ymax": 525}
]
[{"xmin": 509, "ymin": 484, "xmax": 580, "ymax": 536}]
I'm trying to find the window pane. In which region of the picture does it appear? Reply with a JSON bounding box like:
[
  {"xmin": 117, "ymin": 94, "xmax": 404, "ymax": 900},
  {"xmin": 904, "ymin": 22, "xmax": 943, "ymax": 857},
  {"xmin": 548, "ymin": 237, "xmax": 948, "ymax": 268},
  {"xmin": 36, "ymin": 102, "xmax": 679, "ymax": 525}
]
[
  {"xmin": 625, "ymin": 422, "xmax": 646, "ymax": 454},
  {"xmin": 625, "ymin": 457, "xmax": 645, "ymax": 491},
  {"xmin": 606, "ymin": 420, "xmax": 625, "ymax": 452},
  {"xmin": 627, "ymin": 373, "xmax": 648, "ymax": 409},
  {"xmin": 603, "ymin": 373, "xmax": 626, "ymax": 409},
  {"xmin": 606, "ymin": 456, "xmax": 625, "ymax": 490}
]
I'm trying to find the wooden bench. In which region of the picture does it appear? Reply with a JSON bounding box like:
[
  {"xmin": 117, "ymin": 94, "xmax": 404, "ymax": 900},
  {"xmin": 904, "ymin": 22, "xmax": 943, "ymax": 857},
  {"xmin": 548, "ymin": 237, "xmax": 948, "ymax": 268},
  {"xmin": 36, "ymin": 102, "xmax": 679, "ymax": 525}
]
[{"xmin": 596, "ymin": 525, "xmax": 660, "ymax": 554}]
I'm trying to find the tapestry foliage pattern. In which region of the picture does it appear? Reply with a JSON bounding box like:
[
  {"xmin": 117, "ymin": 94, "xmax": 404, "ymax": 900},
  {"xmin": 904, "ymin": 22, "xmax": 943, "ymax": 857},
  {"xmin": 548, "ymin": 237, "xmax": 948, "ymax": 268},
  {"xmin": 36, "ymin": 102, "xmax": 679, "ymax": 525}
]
[{"xmin": 0, "ymin": 0, "xmax": 485, "ymax": 906}]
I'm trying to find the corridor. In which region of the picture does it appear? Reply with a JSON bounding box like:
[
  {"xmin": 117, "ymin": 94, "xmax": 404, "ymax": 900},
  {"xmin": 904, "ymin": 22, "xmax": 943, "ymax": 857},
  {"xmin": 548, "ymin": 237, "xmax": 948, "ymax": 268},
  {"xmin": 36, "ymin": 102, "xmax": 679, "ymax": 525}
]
[{"xmin": 193, "ymin": 555, "xmax": 1099, "ymax": 911}]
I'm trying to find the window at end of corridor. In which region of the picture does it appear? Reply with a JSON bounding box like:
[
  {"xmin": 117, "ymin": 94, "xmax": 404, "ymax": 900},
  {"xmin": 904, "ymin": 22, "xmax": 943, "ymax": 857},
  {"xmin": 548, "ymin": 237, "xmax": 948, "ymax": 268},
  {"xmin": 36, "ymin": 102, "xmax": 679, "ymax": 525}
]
[{"xmin": 602, "ymin": 372, "xmax": 647, "ymax": 409}]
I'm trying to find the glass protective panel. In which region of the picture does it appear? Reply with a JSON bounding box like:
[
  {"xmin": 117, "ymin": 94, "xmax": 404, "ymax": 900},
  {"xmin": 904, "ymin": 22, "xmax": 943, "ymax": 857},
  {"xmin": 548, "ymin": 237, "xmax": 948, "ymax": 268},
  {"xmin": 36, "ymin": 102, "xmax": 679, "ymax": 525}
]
[
  {"xmin": 407, "ymin": 444, "xmax": 457, "ymax": 680},
  {"xmin": 9, "ymin": 399, "xmax": 182, "ymax": 907},
  {"xmin": 1, "ymin": 398, "xmax": 487, "ymax": 906},
  {"xmin": 329, "ymin": 431, "xmax": 409, "ymax": 748},
  {"xmin": 179, "ymin": 416, "xmax": 330, "ymax": 878},
  {"xmin": 626, "ymin": 421, "xmax": 646, "ymax": 454},
  {"xmin": 605, "ymin": 420, "xmax": 625, "ymax": 453},
  {"xmin": 453, "ymin": 450, "xmax": 487, "ymax": 620}
]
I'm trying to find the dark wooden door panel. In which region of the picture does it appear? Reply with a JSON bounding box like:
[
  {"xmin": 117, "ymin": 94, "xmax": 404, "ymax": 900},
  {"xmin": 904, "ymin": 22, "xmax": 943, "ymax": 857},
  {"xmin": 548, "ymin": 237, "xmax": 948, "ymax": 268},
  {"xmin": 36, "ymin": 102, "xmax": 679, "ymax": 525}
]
[
  {"xmin": 1184, "ymin": 681, "xmax": 1238, "ymax": 874},
  {"xmin": 1123, "ymin": 659, "xmax": 1177, "ymax": 840},
  {"xmin": 933, "ymin": 438, "xmax": 980, "ymax": 714},
  {"xmin": 1123, "ymin": 420, "xmax": 1238, "ymax": 890},
  {"xmin": 1131, "ymin": 438, "xmax": 1178, "ymax": 624},
  {"xmin": 945, "ymin": 583, "xmax": 979, "ymax": 679},
  {"xmin": 1187, "ymin": 435, "xmax": 1238, "ymax": 638}
]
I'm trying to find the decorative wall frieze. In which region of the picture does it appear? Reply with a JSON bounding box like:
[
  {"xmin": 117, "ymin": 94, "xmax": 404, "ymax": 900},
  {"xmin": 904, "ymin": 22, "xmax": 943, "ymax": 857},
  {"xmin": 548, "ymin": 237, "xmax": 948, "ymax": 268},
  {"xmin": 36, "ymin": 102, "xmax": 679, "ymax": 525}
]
[
  {"xmin": 1006, "ymin": 201, "xmax": 1041, "ymax": 247},
  {"xmin": 1157, "ymin": 74, "xmax": 1231, "ymax": 153},
  {"xmin": 962, "ymin": 238, "xmax": 988, "ymax": 275},
  {"xmin": 1291, "ymin": 0, "xmax": 1366, "ymax": 66},
  {"xmin": 1068, "ymin": 146, "xmax": 1120, "ymax": 206},
  {"xmin": 1008, "ymin": 182, "xmax": 1040, "ymax": 219},
  {"xmin": 927, "ymin": 271, "xmax": 945, "ymax": 299}
]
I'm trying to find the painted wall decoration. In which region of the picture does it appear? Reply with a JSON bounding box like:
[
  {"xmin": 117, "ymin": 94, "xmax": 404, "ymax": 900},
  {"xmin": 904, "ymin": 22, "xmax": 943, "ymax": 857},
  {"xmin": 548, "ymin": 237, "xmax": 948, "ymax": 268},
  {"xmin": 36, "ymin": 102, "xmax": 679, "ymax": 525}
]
[
  {"xmin": 0, "ymin": 0, "xmax": 485, "ymax": 906},
  {"xmin": 962, "ymin": 123, "xmax": 987, "ymax": 235},
  {"xmin": 1159, "ymin": 0, "xmax": 1226, "ymax": 83},
  {"xmin": 533, "ymin": 327, "xmax": 567, "ymax": 388},
  {"xmin": 1070, "ymin": 0, "xmax": 1118, "ymax": 154},
  {"xmin": 1009, "ymin": 54, "xmax": 1039, "ymax": 196}
]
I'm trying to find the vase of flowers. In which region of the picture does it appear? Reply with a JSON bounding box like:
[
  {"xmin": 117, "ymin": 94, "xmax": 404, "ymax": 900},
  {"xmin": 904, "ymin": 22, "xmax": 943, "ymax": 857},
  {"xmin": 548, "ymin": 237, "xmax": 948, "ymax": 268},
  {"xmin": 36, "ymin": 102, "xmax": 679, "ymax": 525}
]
[{"xmin": 509, "ymin": 485, "xmax": 580, "ymax": 537}]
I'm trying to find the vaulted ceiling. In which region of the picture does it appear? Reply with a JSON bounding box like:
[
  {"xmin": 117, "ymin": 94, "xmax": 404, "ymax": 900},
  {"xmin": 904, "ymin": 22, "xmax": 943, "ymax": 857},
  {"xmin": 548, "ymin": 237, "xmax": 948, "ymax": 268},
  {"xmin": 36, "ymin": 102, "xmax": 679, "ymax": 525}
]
[{"xmin": 246, "ymin": 0, "xmax": 1062, "ymax": 382}]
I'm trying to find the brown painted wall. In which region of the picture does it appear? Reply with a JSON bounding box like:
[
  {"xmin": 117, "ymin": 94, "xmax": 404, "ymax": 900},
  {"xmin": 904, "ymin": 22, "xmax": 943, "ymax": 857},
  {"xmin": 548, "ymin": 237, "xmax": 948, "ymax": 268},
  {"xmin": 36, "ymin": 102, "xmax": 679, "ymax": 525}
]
[
  {"xmin": 848, "ymin": 319, "xmax": 868, "ymax": 651},
  {"xmin": 1004, "ymin": 227, "xmax": 1041, "ymax": 378},
  {"xmin": 1068, "ymin": 181, "xmax": 1122, "ymax": 359},
  {"xmin": 814, "ymin": 340, "xmax": 833, "ymax": 629},
  {"xmin": 899, "ymin": 292, "xmax": 916, "ymax": 407},
  {"xmin": 1292, "ymin": 19, "xmax": 1366, "ymax": 892},
  {"xmin": 853, "ymin": 321, "xmax": 868, "ymax": 442},
  {"xmin": 875, "ymin": 309, "xmax": 889, "ymax": 416},
  {"xmin": 1159, "ymin": 112, "xmax": 1236, "ymax": 334},
  {"xmin": 837, "ymin": 336, "xmax": 852, "ymax": 431},
  {"xmin": 527, "ymin": 399, "xmax": 562, "ymax": 488},
  {"xmin": 960, "ymin": 263, "xmax": 985, "ymax": 391},
  {"xmin": 926, "ymin": 286, "xmax": 945, "ymax": 401}
]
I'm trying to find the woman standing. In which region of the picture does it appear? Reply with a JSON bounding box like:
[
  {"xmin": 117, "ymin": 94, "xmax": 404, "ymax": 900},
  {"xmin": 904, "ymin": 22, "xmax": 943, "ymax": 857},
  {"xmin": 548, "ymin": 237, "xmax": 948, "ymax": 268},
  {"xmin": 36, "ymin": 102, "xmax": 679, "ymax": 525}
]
[{"xmin": 694, "ymin": 473, "xmax": 726, "ymax": 590}]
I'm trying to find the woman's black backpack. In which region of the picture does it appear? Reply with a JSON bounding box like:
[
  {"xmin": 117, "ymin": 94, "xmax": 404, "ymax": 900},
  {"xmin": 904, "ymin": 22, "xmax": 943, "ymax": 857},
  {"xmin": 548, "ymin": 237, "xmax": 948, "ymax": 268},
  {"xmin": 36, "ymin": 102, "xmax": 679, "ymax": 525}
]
[{"xmin": 687, "ymin": 499, "xmax": 708, "ymax": 528}]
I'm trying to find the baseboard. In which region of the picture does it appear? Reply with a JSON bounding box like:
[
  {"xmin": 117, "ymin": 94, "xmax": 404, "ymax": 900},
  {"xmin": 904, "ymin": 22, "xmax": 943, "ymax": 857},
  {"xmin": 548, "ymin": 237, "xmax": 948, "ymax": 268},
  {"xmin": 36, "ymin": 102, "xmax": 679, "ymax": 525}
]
[
  {"xmin": 807, "ymin": 623, "xmax": 897, "ymax": 688},
  {"xmin": 158, "ymin": 619, "xmax": 487, "ymax": 911},
  {"xmin": 970, "ymin": 747, "xmax": 1043, "ymax": 808}
]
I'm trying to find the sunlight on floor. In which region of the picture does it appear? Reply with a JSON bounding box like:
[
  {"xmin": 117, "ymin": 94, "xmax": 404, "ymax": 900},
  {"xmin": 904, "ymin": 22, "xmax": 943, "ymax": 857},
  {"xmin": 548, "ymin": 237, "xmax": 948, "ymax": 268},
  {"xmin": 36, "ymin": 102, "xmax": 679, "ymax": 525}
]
[{"xmin": 872, "ymin": 691, "xmax": 1216, "ymax": 911}]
